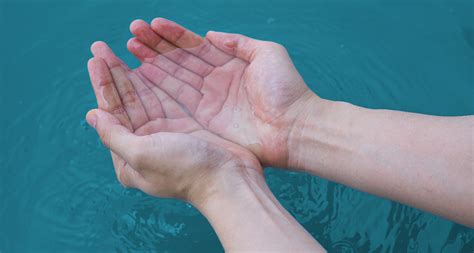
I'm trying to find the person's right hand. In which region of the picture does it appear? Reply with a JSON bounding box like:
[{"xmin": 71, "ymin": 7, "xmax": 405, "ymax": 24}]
[
  {"xmin": 126, "ymin": 18, "xmax": 322, "ymax": 167},
  {"xmin": 86, "ymin": 43, "xmax": 262, "ymax": 206}
]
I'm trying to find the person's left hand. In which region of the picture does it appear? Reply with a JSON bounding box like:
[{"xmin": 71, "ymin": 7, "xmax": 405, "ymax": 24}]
[
  {"xmin": 86, "ymin": 43, "xmax": 262, "ymax": 205},
  {"xmin": 125, "ymin": 18, "xmax": 317, "ymax": 167}
]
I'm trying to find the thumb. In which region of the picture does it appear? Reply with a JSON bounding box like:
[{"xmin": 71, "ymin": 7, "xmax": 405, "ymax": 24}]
[
  {"xmin": 86, "ymin": 109, "xmax": 139, "ymax": 163},
  {"xmin": 206, "ymin": 31, "xmax": 262, "ymax": 62}
]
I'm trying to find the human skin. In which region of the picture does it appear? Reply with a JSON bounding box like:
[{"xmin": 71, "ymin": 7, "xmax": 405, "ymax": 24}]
[
  {"xmin": 86, "ymin": 46, "xmax": 326, "ymax": 251},
  {"xmin": 125, "ymin": 18, "xmax": 474, "ymax": 227}
]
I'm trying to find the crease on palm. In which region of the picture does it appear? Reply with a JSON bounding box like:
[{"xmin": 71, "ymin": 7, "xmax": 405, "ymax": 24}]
[
  {"xmin": 88, "ymin": 17, "xmax": 312, "ymax": 172},
  {"xmin": 89, "ymin": 18, "xmax": 255, "ymax": 146}
]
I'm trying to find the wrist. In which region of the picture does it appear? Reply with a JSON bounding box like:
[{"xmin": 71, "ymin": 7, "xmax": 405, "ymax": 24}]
[
  {"xmin": 191, "ymin": 156, "xmax": 326, "ymax": 252},
  {"xmin": 187, "ymin": 159, "xmax": 263, "ymax": 211},
  {"xmin": 287, "ymin": 95, "xmax": 358, "ymax": 171},
  {"xmin": 286, "ymin": 91, "xmax": 331, "ymax": 169}
]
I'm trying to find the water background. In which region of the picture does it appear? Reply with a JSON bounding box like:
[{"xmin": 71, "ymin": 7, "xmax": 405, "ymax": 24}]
[{"xmin": 1, "ymin": 0, "xmax": 473, "ymax": 252}]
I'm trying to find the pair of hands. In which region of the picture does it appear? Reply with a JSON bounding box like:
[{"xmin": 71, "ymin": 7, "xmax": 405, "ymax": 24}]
[{"xmin": 86, "ymin": 18, "xmax": 319, "ymax": 207}]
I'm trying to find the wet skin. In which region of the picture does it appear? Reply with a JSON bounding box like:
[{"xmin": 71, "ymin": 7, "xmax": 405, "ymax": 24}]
[
  {"xmin": 87, "ymin": 46, "xmax": 262, "ymax": 203},
  {"xmin": 85, "ymin": 21, "xmax": 327, "ymax": 251},
  {"xmin": 122, "ymin": 18, "xmax": 316, "ymax": 167},
  {"xmin": 86, "ymin": 18, "xmax": 473, "ymax": 247}
]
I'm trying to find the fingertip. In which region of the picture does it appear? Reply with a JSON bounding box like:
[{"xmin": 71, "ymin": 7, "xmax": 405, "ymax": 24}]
[
  {"xmin": 130, "ymin": 19, "xmax": 147, "ymax": 33},
  {"xmin": 206, "ymin": 30, "xmax": 216, "ymax": 36},
  {"xmin": 87, "ymin": 57, "xmax": 95, "ymax": 68},
  {"xmin": 127, "ymin": 38, "xmax": 157, "ymax": 62},
  {"xmin": 151, "ymin": 17, "xmax": 165, "ymax": 27},
  {"xmin": 126, "ymin": 38, "xmax": 140, "ymax": 54},
  {"xmin": 87, "ymin": 57, "xmax": 97, "ymax": 72},
  {"xmin": 86, "ymin": 109, "xmax": 99, "ymax": 128},
  {"xmin": 91, "ymin": 41, "xmax": 107, "ymax": 54},
  {"xmin": 90, "ymin": 42, "xmax": 126, "ymax": 69},
  {"xmin": 205, "ymin": 31, "xmax": 214, "ymax": 39},
  {"xmin": 126, "ymin": 37, "xmax": 137, "ymax": 48},
  {"xmin": 151, "ymin": 17, "xmax": 176, "ymax": 31},
  {"xmin": 88, "ymin": 109, "xmax": 118, "ymax": 125},
  {"xmin": 205, "ymin": 31, "xmax": 228, "ymax": 43},
  {"xmin": 126, "ymin": 38, "xmax": 142, "ymax": 52},
  {"xmin": 87, "ymin": 57, "xmax": 104, "ymax": 67},
  {"xmin": 127, "ymin": 37, "xmax": 145, "ymax": 50}
]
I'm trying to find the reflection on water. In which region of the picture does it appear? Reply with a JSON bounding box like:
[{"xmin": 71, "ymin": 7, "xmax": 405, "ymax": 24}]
[{"xmin": 1, "ymin": 0, "xmax": 473, "ymax": 252}]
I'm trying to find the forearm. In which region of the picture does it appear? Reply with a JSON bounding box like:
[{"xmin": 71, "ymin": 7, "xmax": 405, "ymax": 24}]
[
  {"xmin": 288, "ymin": 93, "xmax": 474, "ymax": 227},
  {"xmin": 194, "ymin": 167, "xmax": 326, "ymax": 252}
]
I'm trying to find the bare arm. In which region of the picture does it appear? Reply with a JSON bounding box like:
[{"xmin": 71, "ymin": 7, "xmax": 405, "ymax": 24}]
[
  {"xmin": 86, "ymin": 46, "xmax": 326, "ymax": 252},
  {"xmin": 196, "ymin": 168, "xmax": 326, "ymax": 252},
  {"xmin": 288, "ymin": 94, "xmax": 474, "ymax": 227},
  {"xmin": 87, "ymin": 109, "xmax": 325, "ymax": 252},
  {"xmin": 113, "ymin": 15, "xmax": 473, "ymax": 232}
]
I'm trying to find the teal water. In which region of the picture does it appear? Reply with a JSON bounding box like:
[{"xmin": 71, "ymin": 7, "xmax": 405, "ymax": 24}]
[{"xmin": 1, "ymin": 0, "xmax": 473, "ymax": 252}]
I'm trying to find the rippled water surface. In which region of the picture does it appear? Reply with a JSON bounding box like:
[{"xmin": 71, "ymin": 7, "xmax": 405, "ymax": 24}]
[{"xmin": 1, "ymin": 0, "xmax": 473, "ymax": 252}]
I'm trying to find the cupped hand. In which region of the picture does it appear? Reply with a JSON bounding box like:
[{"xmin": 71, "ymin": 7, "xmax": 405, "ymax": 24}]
[
  {"xmin": 126, "ymin": 18, "xmax": 319, "ymax": 167},
  {"xmin": 86, "ymin": 45, "xmax": 261, "ymax": 205}
]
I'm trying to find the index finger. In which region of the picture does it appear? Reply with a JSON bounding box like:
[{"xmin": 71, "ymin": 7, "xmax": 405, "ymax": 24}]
[
  {"xmin": 149, "ymin": 18, "xmax": 233, "ymax": 66},
  {"xmin": 87, "ymin": 57, "xmax": 133, "ymax": 130}
]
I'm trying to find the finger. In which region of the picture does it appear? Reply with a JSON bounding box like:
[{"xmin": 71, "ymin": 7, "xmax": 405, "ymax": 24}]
[
  {"xmin": 128, "ymin": 38, "xmax": 203, "ymax": 90},
  {"xmin": 91, "ymin": 42, "xmax": 149, "ymax": 129},
  {"xmin": 136, "ymin": 75, "xmax": 188, "ymax": 119},
  {"xmin": 127, "ymin": 70, "xmax": 165, "ymax": 120},
  {"xmin": 149, "ymin": 18, "xmax": 233, "ymax": 66},
  {"xmin": 86, "ymin": 109, "xmax": 141, "ymax": 164},
  {"xmin": 88, "ymin": 57, "xmax": 137, "ymax": 183},
  {"xmin": 91, "ymin": 41, "xmax": 128, "ymax": 69},
  {"xmin": 87, "ymin": 57, "xmax": 132, "ymax": 130},
  {"xmin": 134, "ymin": 117, "xmax": 200, "ymax": 136},
  {"xmin": 138, "ymin": 63, "xmax": 202, "ymax": 114},
  {"xmin": 130, "ymin": 19, "xmax": 214, "ymax": 77},
  {"xmin": 126, "ymin": 37, "xmax": 159, "ymax": 63},
  {"xmin": 205, "ymin": 31, "xmax": 262, "ymax": 62}
]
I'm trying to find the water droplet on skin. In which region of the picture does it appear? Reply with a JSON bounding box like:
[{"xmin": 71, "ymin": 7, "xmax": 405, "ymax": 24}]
[
  {"xmin": 233, "ymin": 123, "xmax": 239, "ymax": 128},
  {"xmin": 233, "ymin": 107, "xmax": 241, "ymax": 112}
]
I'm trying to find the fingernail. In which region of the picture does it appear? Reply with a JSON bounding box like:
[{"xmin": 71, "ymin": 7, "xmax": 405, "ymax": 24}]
[{"xmin": 86, "ymin": 112, "xmax": 97, "ymax": 129}]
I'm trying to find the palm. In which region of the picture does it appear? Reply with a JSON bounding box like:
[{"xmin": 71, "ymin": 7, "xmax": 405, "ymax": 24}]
[
  {"xmin": 127, "ymin": 18, "xmax": 310, "ymax": 165},
  {"xmin": 88, "ymin": 40, "xmax": 261, "ymax": 188}
]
